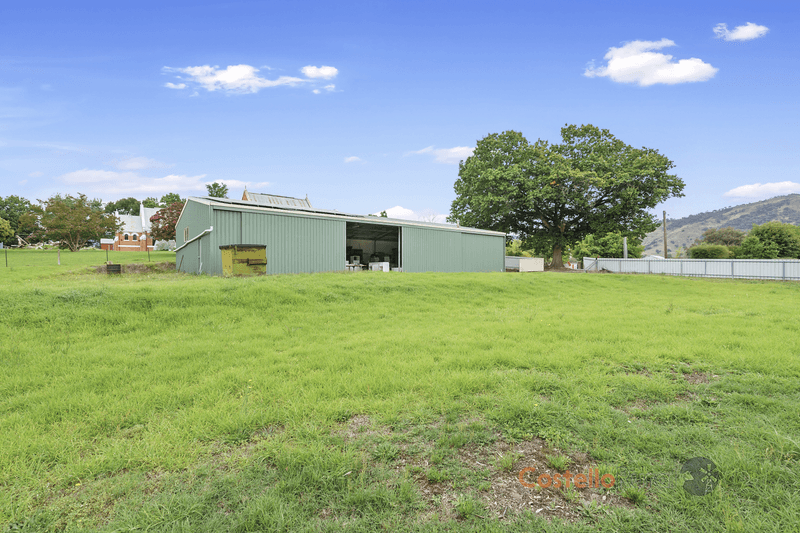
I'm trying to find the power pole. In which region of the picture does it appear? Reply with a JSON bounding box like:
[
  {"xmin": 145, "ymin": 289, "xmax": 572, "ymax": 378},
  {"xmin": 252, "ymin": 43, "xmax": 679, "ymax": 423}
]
[{"xmin": 662, "ymin": 210, "xmax": 668, "ymax": 259}]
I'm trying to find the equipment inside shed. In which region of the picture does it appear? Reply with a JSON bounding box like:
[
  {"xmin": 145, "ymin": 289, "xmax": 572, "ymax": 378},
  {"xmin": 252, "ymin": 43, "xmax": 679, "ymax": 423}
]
[{"xmin": 345, "ymin": 221, "xmax": 401, "ymax": 271}]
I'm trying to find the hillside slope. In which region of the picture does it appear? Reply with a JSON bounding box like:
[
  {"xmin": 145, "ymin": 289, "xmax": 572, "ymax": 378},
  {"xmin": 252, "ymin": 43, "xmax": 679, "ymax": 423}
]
[{"xmin": 642, "ymin": 194, "xmax": 800, "ymax": 255}]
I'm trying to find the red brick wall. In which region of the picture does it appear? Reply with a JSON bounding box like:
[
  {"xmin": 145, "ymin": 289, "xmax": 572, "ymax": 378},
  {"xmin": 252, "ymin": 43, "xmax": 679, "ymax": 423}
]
[{"xmin": 112, "ymin": 232, "xmax": 154, "ymax": 251}]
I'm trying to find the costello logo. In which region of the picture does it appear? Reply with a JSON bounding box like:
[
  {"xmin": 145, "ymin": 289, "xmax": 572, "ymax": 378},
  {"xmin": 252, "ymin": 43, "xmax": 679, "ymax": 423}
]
[{"xmin": 518, "ymin": 466, "xmax": 615, "ymax": 489}]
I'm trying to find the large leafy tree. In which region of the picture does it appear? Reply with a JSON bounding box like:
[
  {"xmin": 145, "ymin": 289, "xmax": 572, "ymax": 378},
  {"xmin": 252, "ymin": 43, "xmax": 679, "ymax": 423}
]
[
  {"xmin": 737, "ymin": 221, "xmax": 800, "ymax": 259},
  {"xmin": 694, "ymin": 226, "xmax": 746, "ymax": 247},
  {"xmin": 149, "ymin": 201, "xmax": 185, "ymax": 241},
  {"xmin": 449, "ymin": 125, "xmax": 685, "ymax": 267},
  {"xmin": 104, "ymin": 197, "xmax": 141, "ymax": 215},
  {"xmin": 0, "ymin": 195, "xmax": 33, "ymax": 246},
  {"xmin": 206, "ymin": 182, "xmax": 228, "ymax": 198},
  {"xmin": 20, "ymin": 194, "xmax": 122, "ymax": 252},
  {"xmin": 160, "ymin": 193, "xmax": 185, "ymax": 206}
]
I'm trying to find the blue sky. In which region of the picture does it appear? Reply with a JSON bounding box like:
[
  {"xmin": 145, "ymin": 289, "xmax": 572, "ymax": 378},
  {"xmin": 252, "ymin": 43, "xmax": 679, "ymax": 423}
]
[{"xmin": 1, "ymin": 1, "xmax": 797, "ymax": 222}]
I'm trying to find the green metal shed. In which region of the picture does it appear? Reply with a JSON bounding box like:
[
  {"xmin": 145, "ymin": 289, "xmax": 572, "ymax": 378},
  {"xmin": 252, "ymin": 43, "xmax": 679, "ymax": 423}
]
[{"xmin": 175, "ymin": 197, "xmax": 505, "ymax": 275}]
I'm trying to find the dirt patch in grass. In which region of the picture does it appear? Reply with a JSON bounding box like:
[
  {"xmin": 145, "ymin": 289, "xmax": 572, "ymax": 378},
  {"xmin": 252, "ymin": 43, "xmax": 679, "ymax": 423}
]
[
  {"xmin": 92, "ymin": 262, "xmax": 176, "ymax": 274},
  {"xmin": 683, "ymin": 371, "xmax": 712, "ymax": 385},
  {"xmin": 337, "ymin": 415, "xmax": 392, "ymax": 440},
  {"xmin": 335, "ymin": 415, "xmax": 637, "ymax": 524},
  {"xmin": 421, "ymin": 437, "xmax": 632, "ymax": 523}
]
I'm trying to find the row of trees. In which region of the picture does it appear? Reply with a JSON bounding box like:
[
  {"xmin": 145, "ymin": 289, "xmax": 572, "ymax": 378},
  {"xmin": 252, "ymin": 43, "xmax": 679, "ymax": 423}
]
[
  {"xmin": 689, "ymin": 222, "xmax": 800, "ymax": 259},
  {"xmin": 450, "ymin": 125, "xmax": 685, "ymax": 267},
  {"xmin": 507, "ymin": 231, "xmax": 645, "ymax": 261},
  {"xmin": 1, "ymin": 182, "xmax": 229, "ymax": 250}
]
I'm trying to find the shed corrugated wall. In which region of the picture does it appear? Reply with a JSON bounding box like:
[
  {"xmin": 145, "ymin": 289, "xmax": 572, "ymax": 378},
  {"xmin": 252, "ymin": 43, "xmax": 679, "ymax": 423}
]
[
  {"xmin": 210, "ymin": 208, "xmax": 345, "ymax": 275},
  {"xmin": 402, "ymin": 227, "xmax": 504, "ymax": 272},
  {"xmin": 461, "ymin": 232, "xmax": 505, "ymax": 272},
  {"xmin": 176, "ymin": 201, "xmax": 212, "ymax": 274},
  {"xmin": 177, "ymin": 199, "xmax": 504, "ymax": 275}
]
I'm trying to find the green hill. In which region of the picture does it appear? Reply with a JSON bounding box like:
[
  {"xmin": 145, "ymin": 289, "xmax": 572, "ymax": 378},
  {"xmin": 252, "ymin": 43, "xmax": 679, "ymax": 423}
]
[{"xmin": 642, "ymin": 194, "xmax": 800, "ymax": 255}]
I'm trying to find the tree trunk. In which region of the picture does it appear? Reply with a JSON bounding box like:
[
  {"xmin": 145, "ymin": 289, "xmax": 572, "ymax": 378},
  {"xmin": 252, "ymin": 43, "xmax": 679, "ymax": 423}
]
[{"xmin": 551, "ymin": 245, "xmax": 564, "ymax": 268}]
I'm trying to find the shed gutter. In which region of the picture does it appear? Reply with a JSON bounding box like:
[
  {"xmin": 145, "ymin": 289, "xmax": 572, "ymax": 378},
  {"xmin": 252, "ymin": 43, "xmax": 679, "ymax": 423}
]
[{"xmin": 175, "ymin": 226, "xmax": 213, "ymax": 252}]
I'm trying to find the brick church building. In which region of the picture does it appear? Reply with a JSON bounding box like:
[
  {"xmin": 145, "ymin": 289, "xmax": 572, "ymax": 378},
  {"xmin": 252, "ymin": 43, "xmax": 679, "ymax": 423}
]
[{"xmin": 100, "ymin": 203, "xmax": 160, "ymax": 251}]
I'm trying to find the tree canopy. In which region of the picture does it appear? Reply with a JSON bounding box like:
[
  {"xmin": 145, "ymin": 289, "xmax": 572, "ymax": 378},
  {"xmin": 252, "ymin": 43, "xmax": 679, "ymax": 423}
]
[
  {"xmin": 104, "ymin": 197, "xmax": 141, "ymax": 215},
  {"xmin": 449, "ymin": 125, "xmax": 685, "ymax": 266},
  {"xmin": 571, "ymin": 232, "xmax": 644, "ymax": 259},
  {"xmin": 0, "ymin": 217, "xmax": 12, "ymax": 243},
  {"xmin": 206, "ymin": 182, "xmax": 229, "ymax": 198},
  {"xmin": 143, "ymin": 197, "xmax": 160, "ymax": 208},
  {"xmin": 21, "ymin": 194, "xmax": 121, "ymax": 252},
  {"xmin": 695, "ymin": 227, "xmax": 746, "ymax": 247},
  {"xmin": 160, "ymin": 193, "xmax": 185, "ymax": 206},
  {"xmin": 0, "ymin": 195, "xmax": 33, "ymax": 246},
  {"xmin": 149, "ymin": 201, "xmax": 185, "ymax": 242}
]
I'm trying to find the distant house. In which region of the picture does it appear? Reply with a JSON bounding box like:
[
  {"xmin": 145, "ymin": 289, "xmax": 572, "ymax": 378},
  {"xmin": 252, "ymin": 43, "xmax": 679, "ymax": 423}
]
[{"xmin": 101, "ymin": 203, "xmax": 160, "ymax": 251}]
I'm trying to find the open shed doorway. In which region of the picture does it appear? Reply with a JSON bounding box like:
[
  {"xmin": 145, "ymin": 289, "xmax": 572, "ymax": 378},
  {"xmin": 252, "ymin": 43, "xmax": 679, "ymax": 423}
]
[{"xmin": 346, "ymin": 221, "xmax": 401, "ymax": 269}]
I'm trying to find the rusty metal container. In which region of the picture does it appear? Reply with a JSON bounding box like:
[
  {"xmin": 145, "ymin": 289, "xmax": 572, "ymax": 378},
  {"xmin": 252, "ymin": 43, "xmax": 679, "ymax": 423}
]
[{"xmin": 219, "ymin": 244, "xmax": 267, "ymax": 276}]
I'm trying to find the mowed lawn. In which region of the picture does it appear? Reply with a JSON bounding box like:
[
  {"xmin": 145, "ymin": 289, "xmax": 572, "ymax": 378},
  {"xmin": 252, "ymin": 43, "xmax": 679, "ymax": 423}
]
[{"xmin": 1, "ymin": 249, "xmax": 799, "ymax": 532}]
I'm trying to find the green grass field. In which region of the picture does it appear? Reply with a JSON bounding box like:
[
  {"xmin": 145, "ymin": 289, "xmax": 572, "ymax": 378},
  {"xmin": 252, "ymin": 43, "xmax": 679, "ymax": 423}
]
[{"xmin": 1, "ymin": 249, "xmax": 799, "ymax": 532}]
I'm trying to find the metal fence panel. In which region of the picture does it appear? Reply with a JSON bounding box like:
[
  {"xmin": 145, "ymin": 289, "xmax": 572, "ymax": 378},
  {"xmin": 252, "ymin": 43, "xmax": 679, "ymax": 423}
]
[{"xmin": 583, "ymin": 257, "xmax": 800, "ymax": 281}]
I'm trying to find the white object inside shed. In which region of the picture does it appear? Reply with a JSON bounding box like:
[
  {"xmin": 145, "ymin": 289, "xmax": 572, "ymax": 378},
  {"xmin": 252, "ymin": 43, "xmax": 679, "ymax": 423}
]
[
  {"xmin": 369, "ymin": 261, "xmax": 390, "ymax": 272},
  {"xmin": 505, "ymin": 256, "xmax": 544, "ymax": 272}
]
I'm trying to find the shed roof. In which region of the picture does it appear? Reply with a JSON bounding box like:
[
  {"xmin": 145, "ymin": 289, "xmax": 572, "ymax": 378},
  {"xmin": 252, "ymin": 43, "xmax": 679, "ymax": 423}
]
[
  {"xmin": 184, "ymin": 196, "xmax": 505, "ymax": 237},
  {"xmin": 242, "ymin": 190, "xmax": 312, "ymax": 208},
  {"xmin": 116, "ymin": 204, "xmax": 160, "ymax": 234}
]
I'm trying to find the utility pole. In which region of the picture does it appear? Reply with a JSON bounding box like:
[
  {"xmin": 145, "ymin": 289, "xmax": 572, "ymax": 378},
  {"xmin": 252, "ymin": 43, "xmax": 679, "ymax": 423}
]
[
  {"xmin": 623, "ymin": 237, "xmax": 628, "ymax": 259},
  {"xmin": 662, "ymin": 210, "xmax": 668, "ymax": 259}
]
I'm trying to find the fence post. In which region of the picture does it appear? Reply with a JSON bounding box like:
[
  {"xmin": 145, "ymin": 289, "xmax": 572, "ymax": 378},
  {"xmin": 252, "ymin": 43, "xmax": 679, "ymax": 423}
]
[
  {"xmin": 704, "ymin": 261, "xmax": 707, "ymax": 277},
  {"xmin": 731, "ymin": 260, "xmax": 734, "ymax": 278},
  {"xmin": 783, "ymin": 261, "xmax": 786, "ymax": 281}
]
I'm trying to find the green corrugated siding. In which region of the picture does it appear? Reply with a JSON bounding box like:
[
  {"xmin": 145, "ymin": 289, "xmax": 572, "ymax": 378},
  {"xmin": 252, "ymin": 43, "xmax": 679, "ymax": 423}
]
[
  {"xmin": 402, "ymin": 227, "xmax": 463, "ymax": 272},
  {"xmin": 206, "ymin": 209, "xmax": 244, "ymax": 275},
  {"xmin": 402, "ymin": 226, "xmax": 504, "ymax": 272},
  {"xmin": 239, "ymin": 210, "xmax": 345, "ymax": 274},
  {"xmin": 461, "ymin": 232, "xmax": 505, "ymax": 272},
  {"xmin": 176, "ymin": 201, "xmax": 212, "ymax": 274}
]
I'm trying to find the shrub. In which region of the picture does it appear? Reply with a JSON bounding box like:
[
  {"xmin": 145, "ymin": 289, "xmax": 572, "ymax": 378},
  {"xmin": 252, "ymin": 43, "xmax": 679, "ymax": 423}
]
[
  {"xmin": 736, "ymin": 236, "xmax": 780, "ymax": 259},
  {"xmin": 688, "ymin": 244, "xmax": 731, "ymax": 259},
  {"xmin": 749, "ymin": 221, "xmax": 800, "ymax": 258}
]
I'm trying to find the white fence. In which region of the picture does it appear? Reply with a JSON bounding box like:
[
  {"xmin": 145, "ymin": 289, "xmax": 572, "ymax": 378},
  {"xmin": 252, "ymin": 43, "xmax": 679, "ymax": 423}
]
[
  {"xmin": 505, "ymin": 256, "xmax": 545, "ymax": 272},
  {"xmin": 583, "ymin": 257, "xmax": 800, "ymax": 281}
]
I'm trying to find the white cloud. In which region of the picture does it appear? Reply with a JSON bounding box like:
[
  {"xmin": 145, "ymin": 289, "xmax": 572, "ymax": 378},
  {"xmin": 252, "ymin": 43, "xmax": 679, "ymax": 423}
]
[
  {"xmin": 724, "ymin": 182, "xmax": 800, "ymax": 198},
  {"xmin": 410, "ymin": 145, "xmax": 474, "ymax": 164},
  {"xmin": 163, "ymin": 65, "xmax": 307, "ymax": 94},
  {"xmin": 28, "ymin": 171, "xmax": 43, "ymax": 177},
  {"xmin": 112, "ymin": 156, "xmax": 173, "ymax": 170},
  {"xmin": 375, "ymin": 206, "xmax": 450, "ymax": 224},
  {"xmin": 59, "ymin": 169, "xmax": 209, "ymax": 195},
  {"xmin": 164, "ymin": 82, "xmax": 186, "ymax": 89},
  {"xmin": 344, "ymin": 156, "xmax": 361, "ymax": 163},
  {"xmin": 58, "ymin": 168, "xmax": 271, "ymax": 196},
  {"xmin": 584, "ymin": 39, "xmax": 718, "ymax": 86},
  {"xmin": 714, "ymin": 22, "xmax": 769, "ymax": 42},
  {"xmin": 19, "ymin": 179, "xmax": 28, "ymax": 185},
  {"xmin": 301, "ymin": 65, "xmax": 338, "ymax": 79}
]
